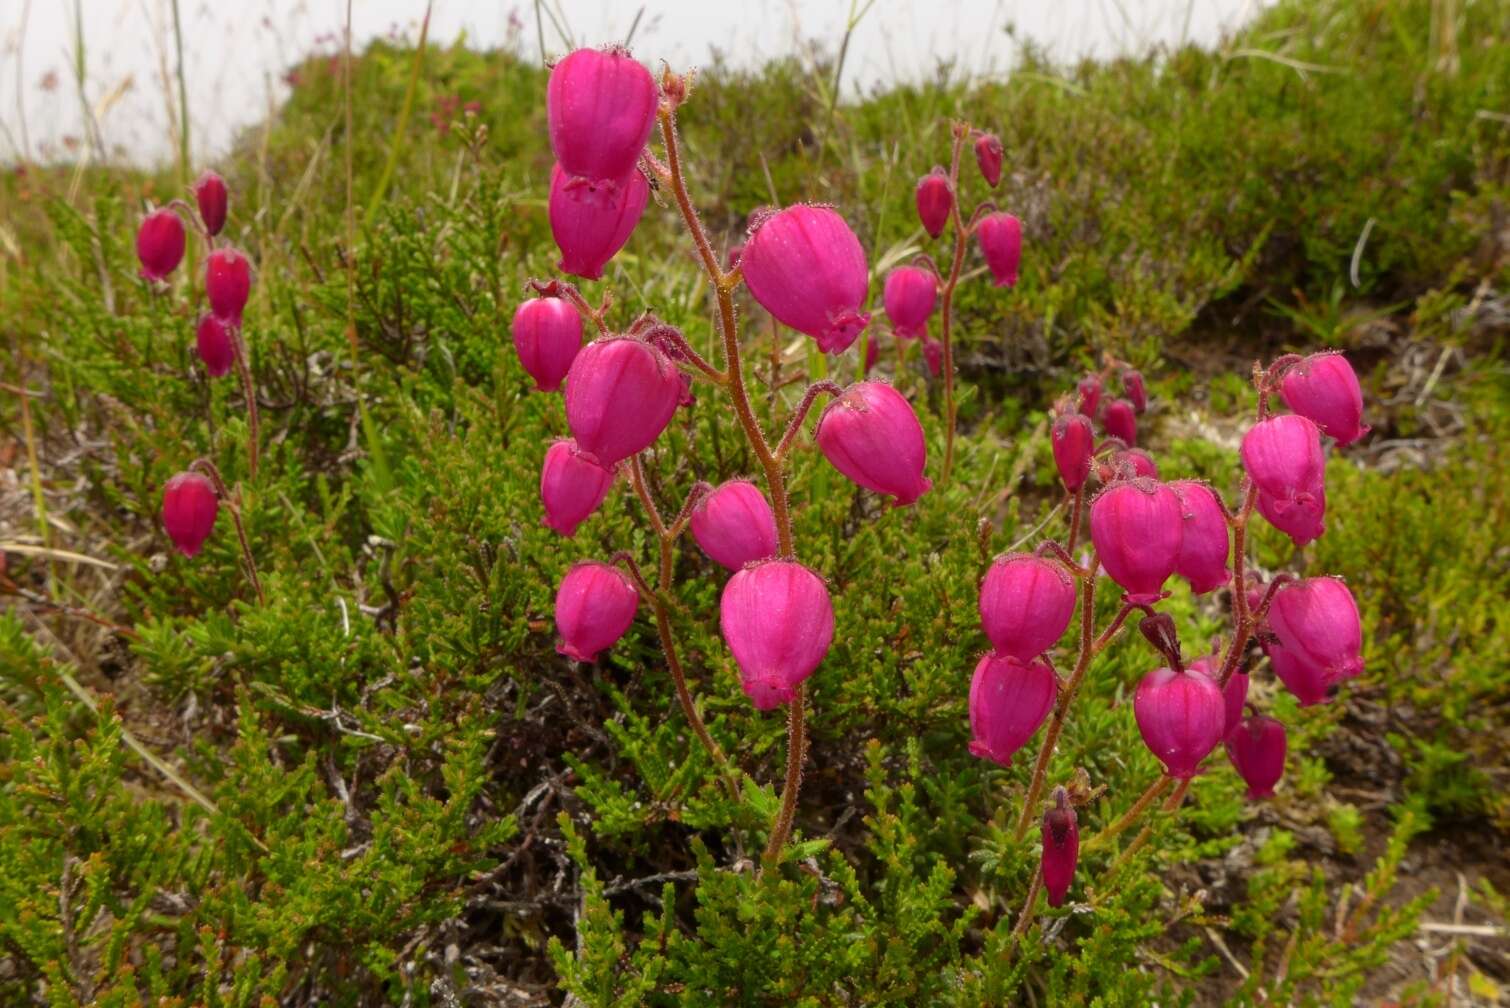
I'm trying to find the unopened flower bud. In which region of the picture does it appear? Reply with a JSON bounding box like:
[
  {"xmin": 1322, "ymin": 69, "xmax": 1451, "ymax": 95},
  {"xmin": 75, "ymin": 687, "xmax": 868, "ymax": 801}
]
[
  {"xmin": 882, "ymin": 266, "xmax": 937, "ymax": 340},
  {"xmin": 205, "ymin": 247, "xmax": 252, "ymax": 321},
  {"xmin": 136, "ymin": 208, "xmax": 185, "ymax": 281},
  {"xmin": 161, "ymin": 471, "xmax": 219, "ymax": 556},
  {"xmin": 1102, "ymin": 398, "xmax": 1137, "ymax": 446},
  {"xmin": 1051, "ymin": 412, "xmax": 1094, "ymax": 492},
  {"xmin": 1041, "ymin": 787, "xmax": 1079, "ymax": 907},
  {"xmin": 1077, "ymin": 375, "xmax": 1102, "ymax": 418},
  {"xmin": 192, "ymin": 171, "xmax": 228, "ymax": 236},
  {"xmin": 1122, "ymin": 368, "xmax": 1147, "ymax": 413},
  {"xmin": 915, "ymin": 168, "xmax": 953, "ymax": 239},
  {"xmin": 195, "ymin": 313, "xmax": 235, "ymax": 377},
  {"xmin": 975, "ymin": 212, "xmax": 1022, "ymax": 288},
  {"xmin": 512, "ymin": 296, "xmax": 584, "ymax": 392},
  {"xmin": 974, "ymin": 132, "xmax": 1004, "ymax": 187}
]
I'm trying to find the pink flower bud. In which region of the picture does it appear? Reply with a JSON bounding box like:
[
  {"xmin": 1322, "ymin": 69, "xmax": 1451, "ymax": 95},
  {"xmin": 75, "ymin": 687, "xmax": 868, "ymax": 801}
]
[
  {"xmin": 968, "ymin": 652, "xmax": 1057, "ymax": 767},
  {"xmin": 192, "ymin": 171, "xmax": 228, "ymax": 236},
  {"xmin": 1134, "ymin": 665, "xmax": 1226, "ymax": 778},
  {"xmin": 1102, "ymin": 398, "xmax": 1137, "ymax": 446},
  {"xmin": 136, "ymin": 208, "xmax": 185, "ymax": 281},
  {"xmin": 540, "ymin": 440, "xmax": 615, "ymax": 538},
  {"xmin": 1241, "ymin": 414, "xmax": 1325, "ymax": 502},
  {"xmin": 1221, "ymin": 669, "xmax": 1249, "ymax": 736},
  {"xmin": 1111, "ymin": 448, "xmax": 1159, "ymax": 480},
  {"xmin": 815, "ymin": 381, "xmax": 932, "ymax": 506},
  {"xmin": 691, "ymin": 480, "xmax": 779, "ymax": 572},
  {"xmin": 1279, "ymin": 352, "xmax": 1369, "ymax": 446},
  {"xmin": 1170, "ymin": 480, "xmax": 1230, "ymax": 594},
  {"xmin": 1077, "ymin": 375, "xmax": 1102, "ymax": 418},
  {"xmin": 1224, "ymin": 712, "xmax": 1286, "ymax": 798},
  {"xmin": 974, "ymin": 132, "xmax": 1004, "ymax": 187},
  {"xmin": 915, "ymin": 169, "xmax": 953, "ymax": 238},
  {"xmin": 161, "ymin": 471, "xmax": 219, "ymax": 556},
  {"xmin": 546, "ymin": 47, "xmax": 658, "ymax": 195},
  {"xmin": 195, "ymin": 313, "xmax": 235, "ymax": 377},
  {"xmin": 555, "ymin": 561, "xmax": 638, "ymax": 662},
  {"xmin": 563, "ymin": 336, "xmax": 682, "ymax": 465},
  {"xmin": 512, "ymin": 296, "xmax": 584, "ymax": 392},
  {"xmin": 978, "ymin": 553, "xmax": 1076, "ymax": 661},
  {"xmin": 205, "ymin": 247, "xmax": 251, "ymax": 321},
  {"xmin": 1089, "ymin": 479, "xmax": 1184, "ymax": 603},
  {"xmin": 1041, "ymin": 788, "xmax": 1079, "ymax": 907},
  {"xmin": 1255, "ymin": 485, "xmax": 1326, "ymax": 546},
  {"xmin": 882, "ymin": 266, "xmax": 937, "ymax": 340},
  {"xmin": 741, "ymin": 205, "xmax": 872, "ymax": 353},
  {"xmin": 922, "ymin": 337, "xmax": 943, "ymax": 377},
  {"xmin": 1051, "ymin": 412, "xmax": 1094, "ymax": 492},
  {"xmin": 976, "ymin": 212, "xmax": 1022, "ymax": 288},
  {"xmin": 1265, "ymin": 640, "xmax": 1331, "ymax": 706},
  {"xmin": 548, "ymin": 162, "xmax": 648, "ymax": 280},
  {"xmin": 1122, "ymin": 368, "xmax": 1147, "ymax": 413},
  {"xmin": 1267, "ymin": 576, "xmax": 1364, "ymax": 685},
  {"xmin": 719, "ymin": 559, "xmax": 835, "ymax": 710}
]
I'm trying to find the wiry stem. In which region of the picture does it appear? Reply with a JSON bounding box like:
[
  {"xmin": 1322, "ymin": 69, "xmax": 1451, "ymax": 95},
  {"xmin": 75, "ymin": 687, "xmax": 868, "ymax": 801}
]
[
  {"xmin": 1011, "ymin": 864, "xmax": 1044, "ymax": 940},
  {"xmin": 774, "ymin": 381, "xmax": 844, "ymax": 460},
  {"xmin": 1082, "ymin": 775, "xmax": 1171, "ymax": 855},
  {"xmin": 938, "ymin": 121, "xmax": 971, "ymax": 485},
  {"xmin": 189, "ymin": 458, "xmax": 264, "ymax": 605},
  {"xmin": 1065, "ymin": 485, "xmax": 1086, "ymax": 553},
  {"xmin": 1104, "ymin": 778, "xmax": 1192, "ymax": 877}
]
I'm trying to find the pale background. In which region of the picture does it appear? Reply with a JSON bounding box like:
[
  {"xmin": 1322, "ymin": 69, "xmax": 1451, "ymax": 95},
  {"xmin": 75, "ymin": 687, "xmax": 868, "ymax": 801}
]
[{"xmin": 1, "ymin": 0, "xmax": 1270, "ymax": 167}]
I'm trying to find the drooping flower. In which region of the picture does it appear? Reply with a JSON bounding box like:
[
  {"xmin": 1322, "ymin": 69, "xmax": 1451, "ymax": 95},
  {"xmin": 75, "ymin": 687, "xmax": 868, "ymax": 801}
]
[
  {"xmin": 882, "ymin": 266, "xmax": 937, "ymax": 340},
  {"xmin": 1241, "ymin": 414, "xmax": 1325, "ymax": 502},
  {"xmin": 915, "ymin": 168, "xmax": 953, "ymax": 239},
  {"xmin": 741, "ymin": 205, "xmax": 872, "ymax": 353},
  {"xmin": 814, "ymin": 381, "xmax": 932, "ymax": 505},
  {"xmin": 1077, "ymin": 375, "xmax": 1102, "ymax": 418},
  {"xmin": 1122, "ymin": 368, "xmax": 1147, "ymax": 413},
  {"xmin": 1170, "ymin": 480, "xmax": 1231, "ymax": 594},
  {"xmin": 192, "ymin": 171, "xmax": 228, "ymax": 236},
  {"xmin": 968, "ymin": 652, "xmax": 1057, "ymax": 767},
  {"xmin": 1265, "ymin": 640, "xmax": 1331, "ymax": 706},
  {"xmin": 563, "ymin": 336, "xmax": 682, "ymax": 466},
  {"xmin": 978, "ymin": 553, "xmax": 1076, "ymax": 662},
  {"xmin": 195, "ymin": 313, "xmax": 235, "ymax": 377},
  {"xmin": 1255, "ymin": 486, "xmax": 1327, "ymax": 546},
  {"xmin": 161, "ymin": 471, "xmax": 219, "ymax": 556},
  {"xmin": 1102, "ymin": 398, "xmax": 1137, "ymax": 446},
  {"xmin": 549, "ymin": 162, "xmax": 649, "ymax": 280},
  {"xmin": 1225, "ymin": 711, "xmax": 1287, "ymax": 798},
  {"xmin": 1041, "ymin": 787, "xmax": 1079, "ymax": 908},
  {"xmin": 719, "ymin": 559, "xmax": 835, "ymax": 710},
  {"xmin": 1051, "ymin": 412, "xmax": 1094, "ymax": 492},
  {"xmin": 1134, "ymin": 664, "xmax": 1226, "ymax": 778},
  {"xmin": 691, "ymin": 480, "xmax": 779, "ymax": 572},
  {"xmin": 1267, "ymin": 577, "xmax": 1364, "ymax": 685},
  {"xmin": 545, "ymin": 47, "xmax": 658, "ymax": 199},
  {"xmin": 1089, "ymin": 479, "xmax": 1184, "ymax": 603},
  {"xmin": 974, "ymin": 132, "xmax": 1004, "ymax": 187},
  {"xmin": 205, "ymin": 247, "xmax": 252, "ymax": 321},
  {"xmin": 1279, "ymin": 352, "xmax": 1369, "ymax": 446},
  {"xmin": 539, "ymin": 440, "xmax": 616, "ymax": 538},
  {"xmin": 975, "ymin": 212, "xmax": 1022, "ymax": 288},
  {"xmin": 1219, "ymin": 667, "xmax": 1249, "ymax": 737},
  {"xmin": 512, "ymin": 296, "xmax": 584, "ymax": 392},
  {"xmin": 136, "ymin": 208, "xmax": 185, "ymax": 281},
  {"xmin": 555, "ymin": 561, "xmax": 639, "ymax": 662}
]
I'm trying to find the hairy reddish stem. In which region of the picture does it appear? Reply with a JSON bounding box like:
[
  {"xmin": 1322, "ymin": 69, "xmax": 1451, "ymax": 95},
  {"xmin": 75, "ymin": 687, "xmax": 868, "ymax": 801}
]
[
  {"xmin": 774, "ymin": 381, "xmax": 844, "ymax": 460},
  {"xmin": 1011, "ymin": 864, "xmax": 1044, "ymax": 940}
]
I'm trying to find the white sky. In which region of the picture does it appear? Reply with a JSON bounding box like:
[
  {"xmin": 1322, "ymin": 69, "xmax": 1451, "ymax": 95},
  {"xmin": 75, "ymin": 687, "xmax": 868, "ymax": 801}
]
[{"xmin": 1, "ymin": 0, "xmax": 1269, "ymax": 166}]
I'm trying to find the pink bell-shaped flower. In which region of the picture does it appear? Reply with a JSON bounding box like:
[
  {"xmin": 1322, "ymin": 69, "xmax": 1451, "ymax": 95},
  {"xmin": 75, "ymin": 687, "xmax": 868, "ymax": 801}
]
[
  {"xmin": 975, "ymin": 212, "xmax": 1022, "ymax": 288},
  {"xmin": 882, "ymin": 266, "xmax": 937, "ymax": 340},
  {"xmin": 1256, "ymin": 485, "xmax": 1326, "ymax": 546},
  {"xmin": 1041, "ymin": 787, "xmax": 1079, "ymax": 907},
  {"xmin": 1279, "ymin": 352, "xmax": 1369, "ymax": 446},
  {"xmin": 549, "ymin": 162, "xmax": 649, "ymax": 281},
  {"xmin": 546, "ymin": 47, "xmax": 658, "ymax": 199},
  {"xmin": 691, "ymin": 480, "xmax": 779, "ymax": 571},
  {"xmin": 815, "ymin": 381, "xmax": 932, "ymax": 506},
  {"xmin": 1265, "ymin": 640, "xmax": 1331, "ymax": 706},
  {"xmin": 1218, "ymin": 667, "xmax": 1248, "ymax": 736},
  {"xmin": 555, "ymin": 561, "xmax": 638, "ymax": 662},
  {"xmin": 974, "ymin": 132, "xmax": 1004, "ymax": 187},
  {"xmin": 540, "ymin": 440, "xmax": 616, "ymax": 538},
  {"xmin": 1122, "ymin": 368, "xmax": 1147, "ymax": 413},
  {"xmin": 136, "ymin": 208, "xmax": 185, "ymax": 281},
  {"xmin": 915, "ymin": 168, "xmax": 953, "ymax": 238},
  {"xmin": 1102, "ymin": 398, "xmax": 1137, "ymax": 446},
  {"xmin": 564, "ymin": 336, "xmax": 682, "ymax": 466},
  {"xmin": 1225, "ymin": 711, "xmax": 1287, "ymax": 798},
  {"xmin": 161, "ymin": 471, "xmax": 219, "ymax": 556},
  {"xmin": 1241, "ymin": 414, "xmax": 1325, "ymax": 502},
  {"xmin": 741, "ymin": 205, "xmax": 872, "ymax": 353},
  {"xmin": 1089, "ymin": 479, "xmax": 1184, "ymax": 604},
  {"xmin": 195, "ymin": 313, "xmax": 235, "ymax": 377},
  {"xmin": 1051, "ymin": 412, "xmax": 1094, "ymax": 492},
  {"xmin": 1267, "ymin": 577, "xmax": 1364, "ymax": 685},
  {"xmin": 968, "ymin": 652, "xmax": 1057, "ymax": 767},
  {"xmin": 1134, "ymin": 664, "xmax": 1226, "ymax": 778},
  {"xmin": 719, "ymin": 559, "xmax": 835, "ymax": 710},
  {"xmin": 1170, "ymin": 480, "xmax": 1230, "ymax": 594},
  {"xmin": 205, "ymin": 247, "xmax": 252, "ymax": 321},
  {"xmin": 978, "ymin": 553, "xmax": 1076, "ymax": 662},
  {"xmin": 192, "ymin": 171, "xmax": 228, "ymax": 236},
  {"xmin": 512, "ymin": 296, "xmax": 584, "ymax": 392},
  {"xmin": 1077, "ymin": 375, "xmax": 1102, "ymax": 418}
]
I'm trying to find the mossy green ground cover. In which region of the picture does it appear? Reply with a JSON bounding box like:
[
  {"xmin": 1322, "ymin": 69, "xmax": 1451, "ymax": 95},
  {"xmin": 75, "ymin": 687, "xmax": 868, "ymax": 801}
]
[{"xmin": 1, "ymin": 0, "xmax": 1506, "ymax": 1003}]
